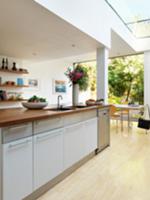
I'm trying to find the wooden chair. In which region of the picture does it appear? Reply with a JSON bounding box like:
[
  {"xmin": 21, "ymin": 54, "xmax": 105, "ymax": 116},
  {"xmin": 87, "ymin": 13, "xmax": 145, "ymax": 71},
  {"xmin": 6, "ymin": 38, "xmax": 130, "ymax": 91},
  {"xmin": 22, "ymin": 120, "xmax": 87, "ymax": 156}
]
[{"xmin": 110, "ymin": 105, "xmax": 122, "ymax": 132}]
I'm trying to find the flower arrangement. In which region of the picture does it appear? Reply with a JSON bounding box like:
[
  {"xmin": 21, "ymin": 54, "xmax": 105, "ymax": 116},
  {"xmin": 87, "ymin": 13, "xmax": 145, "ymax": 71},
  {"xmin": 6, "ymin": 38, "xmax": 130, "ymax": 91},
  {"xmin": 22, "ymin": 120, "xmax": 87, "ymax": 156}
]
[{"xmin": 65, "ymin": 64, "xmax": 89, "ymax": 91}]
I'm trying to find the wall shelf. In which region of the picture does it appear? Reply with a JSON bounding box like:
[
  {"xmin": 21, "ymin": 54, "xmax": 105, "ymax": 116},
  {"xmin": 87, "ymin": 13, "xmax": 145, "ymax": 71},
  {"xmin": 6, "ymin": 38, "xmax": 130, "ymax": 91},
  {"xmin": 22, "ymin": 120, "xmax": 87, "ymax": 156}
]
[
  {"xmin": 0, "ymin": 99, "xmax": 26, "ymax": 103},
  {"xmin": 0, "ymin": 85, "xmax": 29, "ymax": 88},
  {"xmin": 0, "ymin": 65, "xmax": 29, "ymax": 105},
  {"xmin": 0, "ymin": 68, "xmax": 29, "ymax": 74}
]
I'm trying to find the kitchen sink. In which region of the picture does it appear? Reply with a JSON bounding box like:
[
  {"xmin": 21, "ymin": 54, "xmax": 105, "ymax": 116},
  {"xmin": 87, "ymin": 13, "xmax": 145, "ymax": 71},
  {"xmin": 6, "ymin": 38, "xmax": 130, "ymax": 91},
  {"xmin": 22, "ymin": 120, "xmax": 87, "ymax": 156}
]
[
  {"xmin": 47, "ymin": 105, "xmax": 87, "ymax": 111},
  {"xmin": 48, "ymin": 106, "xmax": 74, "ymax": 111}
]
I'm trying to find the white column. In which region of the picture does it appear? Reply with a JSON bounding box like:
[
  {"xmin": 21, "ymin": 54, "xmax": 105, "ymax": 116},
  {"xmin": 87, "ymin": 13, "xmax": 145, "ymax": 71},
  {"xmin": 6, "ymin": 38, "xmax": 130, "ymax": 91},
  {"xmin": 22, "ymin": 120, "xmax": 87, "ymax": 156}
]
[
  {"xmin": 144, "ymin": 51, "xmax": 150, "ymax": 106},
  {"xmin": 96, "ymin": 47, "xmax": 108, "ymax": 103}
]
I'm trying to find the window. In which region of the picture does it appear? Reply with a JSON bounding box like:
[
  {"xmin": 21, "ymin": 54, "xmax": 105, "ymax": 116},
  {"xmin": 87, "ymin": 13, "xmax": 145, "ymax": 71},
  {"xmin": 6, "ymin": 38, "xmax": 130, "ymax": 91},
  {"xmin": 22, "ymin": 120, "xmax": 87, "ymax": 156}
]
[{"xmin": 106, "ymin": 0, "xmax": 150, "ymax": 38}]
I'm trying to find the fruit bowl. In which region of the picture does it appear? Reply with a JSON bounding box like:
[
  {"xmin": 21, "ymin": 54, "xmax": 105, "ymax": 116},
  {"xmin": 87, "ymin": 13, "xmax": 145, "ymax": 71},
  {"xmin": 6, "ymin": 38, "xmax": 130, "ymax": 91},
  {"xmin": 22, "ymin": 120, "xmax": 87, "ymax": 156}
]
[
  {"xmin": 86, "ymin": 99, "xmax": 96, "ymax": 106},
  {"xmin": 22, "ymin": 102, "xmax": 48, "ymax": 109}
]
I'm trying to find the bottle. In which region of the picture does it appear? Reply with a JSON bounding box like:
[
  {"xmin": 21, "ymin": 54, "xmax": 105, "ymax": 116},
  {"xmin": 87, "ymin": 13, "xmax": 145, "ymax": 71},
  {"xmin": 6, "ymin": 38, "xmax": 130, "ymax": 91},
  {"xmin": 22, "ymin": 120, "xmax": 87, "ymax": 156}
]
[
  {"xmin": 5, "ymin": 58, "xmax": 8, "ymax": 70},
  {"xmin": 1, "ymin": 58, "xmax": 5, "ymax": 69},
  {"xmin": 12, "ymin": 62, "xmax": 17, "ymax": 71}
]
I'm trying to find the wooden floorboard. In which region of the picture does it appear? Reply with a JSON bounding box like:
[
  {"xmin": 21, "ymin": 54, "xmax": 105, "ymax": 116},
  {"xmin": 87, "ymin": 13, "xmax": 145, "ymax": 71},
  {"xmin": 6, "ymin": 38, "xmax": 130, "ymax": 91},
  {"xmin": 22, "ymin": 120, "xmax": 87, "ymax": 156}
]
[{"xmin": 39, "ymin": 123, "xmax": 150, "ymax": 200}]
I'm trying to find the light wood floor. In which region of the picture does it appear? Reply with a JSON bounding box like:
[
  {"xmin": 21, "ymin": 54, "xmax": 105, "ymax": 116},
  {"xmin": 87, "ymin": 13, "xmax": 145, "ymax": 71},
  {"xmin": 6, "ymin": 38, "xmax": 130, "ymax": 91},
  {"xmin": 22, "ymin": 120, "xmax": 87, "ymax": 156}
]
[{"xmin": 39, "ymin": 123, "xmax": 150, "ymax": 200}]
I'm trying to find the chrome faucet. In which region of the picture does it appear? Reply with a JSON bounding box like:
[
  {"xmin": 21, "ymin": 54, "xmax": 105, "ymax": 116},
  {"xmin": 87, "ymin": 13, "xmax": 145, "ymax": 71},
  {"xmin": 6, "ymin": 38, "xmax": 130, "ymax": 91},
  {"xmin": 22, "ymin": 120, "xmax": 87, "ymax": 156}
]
[{"xmin": 57, "ymin": 95, "xmax": 63, "ymax": 109}]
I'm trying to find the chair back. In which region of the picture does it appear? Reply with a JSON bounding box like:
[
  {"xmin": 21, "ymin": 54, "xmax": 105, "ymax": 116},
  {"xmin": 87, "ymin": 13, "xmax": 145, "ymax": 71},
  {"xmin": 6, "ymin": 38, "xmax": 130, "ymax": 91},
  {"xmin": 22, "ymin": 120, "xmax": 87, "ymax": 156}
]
[{"xmin": 110, "ymin": 105, "xmax": 117, "ymax": 116}]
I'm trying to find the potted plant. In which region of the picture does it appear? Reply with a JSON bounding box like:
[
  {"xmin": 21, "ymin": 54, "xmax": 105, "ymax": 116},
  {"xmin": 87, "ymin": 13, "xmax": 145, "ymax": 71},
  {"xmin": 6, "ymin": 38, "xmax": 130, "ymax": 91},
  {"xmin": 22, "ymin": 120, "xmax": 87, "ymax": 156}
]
[{"xmin": 65, "ymin": 64, "xmax": 89, "ymax": 106}]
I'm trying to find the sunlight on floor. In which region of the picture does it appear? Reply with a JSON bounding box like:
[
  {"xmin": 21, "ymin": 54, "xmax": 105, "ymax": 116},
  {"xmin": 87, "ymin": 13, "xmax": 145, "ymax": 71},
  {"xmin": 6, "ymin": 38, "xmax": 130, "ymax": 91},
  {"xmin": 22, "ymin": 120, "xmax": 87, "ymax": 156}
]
[{"xmin": 39, "ymin": 122, "xmax": 150, "ymax": 200}]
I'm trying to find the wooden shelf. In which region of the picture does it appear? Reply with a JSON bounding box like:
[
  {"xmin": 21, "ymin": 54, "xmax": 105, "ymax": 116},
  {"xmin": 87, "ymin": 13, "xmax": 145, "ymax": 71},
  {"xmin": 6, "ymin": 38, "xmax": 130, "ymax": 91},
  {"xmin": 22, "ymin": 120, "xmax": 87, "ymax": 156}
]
[
  {"xmin": 0, "ymin": 85, "xmax": 29, "ymax": 88},
  {"xmin": 0, "ymin": 68, "xmax": 29, "ymax": 74},
  {"xmin": 0, "ymin": 100, "xmax": 26, "ymax": 103}
]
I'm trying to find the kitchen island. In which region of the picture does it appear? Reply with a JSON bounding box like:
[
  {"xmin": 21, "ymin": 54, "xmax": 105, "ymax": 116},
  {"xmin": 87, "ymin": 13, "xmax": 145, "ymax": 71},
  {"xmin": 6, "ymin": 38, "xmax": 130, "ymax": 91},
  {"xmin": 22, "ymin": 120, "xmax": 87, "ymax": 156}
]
[{"xmin": 0, "ymin": 105, "xmax": 110, "ymax": 200}]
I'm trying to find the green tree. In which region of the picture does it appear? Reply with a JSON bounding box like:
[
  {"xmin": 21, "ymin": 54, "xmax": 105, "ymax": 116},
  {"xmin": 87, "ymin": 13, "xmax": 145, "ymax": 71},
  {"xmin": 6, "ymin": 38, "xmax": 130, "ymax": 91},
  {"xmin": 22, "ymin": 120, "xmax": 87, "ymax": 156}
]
[
  {"xmin": 80, "ymin": 62, "xmax": 97, "ymax": 99},
  {"xmin": 108, "ymin": 55, "xmax": 144, "ymax": 104}
]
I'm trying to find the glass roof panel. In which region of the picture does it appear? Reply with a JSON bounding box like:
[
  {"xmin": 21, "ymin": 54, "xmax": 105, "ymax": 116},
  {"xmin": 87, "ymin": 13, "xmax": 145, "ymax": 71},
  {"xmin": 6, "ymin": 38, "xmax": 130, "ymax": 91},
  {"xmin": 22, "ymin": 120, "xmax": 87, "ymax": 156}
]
[{"xmin": 106, "ymin": 0, "xmax": 150, "ymax": 38}]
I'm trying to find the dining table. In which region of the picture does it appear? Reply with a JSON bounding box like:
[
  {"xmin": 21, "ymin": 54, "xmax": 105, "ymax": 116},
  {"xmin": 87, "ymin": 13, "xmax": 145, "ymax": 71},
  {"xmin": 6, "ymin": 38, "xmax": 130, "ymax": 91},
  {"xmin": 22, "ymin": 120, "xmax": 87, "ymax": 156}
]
[{"xmin": 115, "ymin": 104, "xmax": 144, "ymax": 131}]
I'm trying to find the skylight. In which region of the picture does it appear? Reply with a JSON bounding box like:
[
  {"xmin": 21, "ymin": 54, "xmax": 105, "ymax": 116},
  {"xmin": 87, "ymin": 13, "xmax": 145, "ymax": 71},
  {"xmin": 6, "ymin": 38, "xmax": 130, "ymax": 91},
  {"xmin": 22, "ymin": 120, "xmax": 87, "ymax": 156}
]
[{"xmin": 105, "ymin": 0, "xmax": 150, "ymax": 38}]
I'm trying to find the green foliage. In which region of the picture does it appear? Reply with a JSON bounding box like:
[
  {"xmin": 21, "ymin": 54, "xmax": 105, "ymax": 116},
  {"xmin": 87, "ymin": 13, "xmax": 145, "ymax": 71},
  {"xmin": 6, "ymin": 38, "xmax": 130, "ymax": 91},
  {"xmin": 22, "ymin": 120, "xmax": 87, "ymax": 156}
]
[
  {"xmin": 74, "ymin": 55, "xmax": 144, "ymax": 104},
  {"xmin": 79, "ymin": 62, "xmax": 97, "ymax": 98},
  {"xmin": 108, "ymin": 55, "xmax": 144, "ymax": 104},
  {"xmin": 76, "ymin": 65, "xmax": 89, "ymax": 91},
  {"xmin": 28, "ymin": 95, "xmax": 46, "ymax": 102}
]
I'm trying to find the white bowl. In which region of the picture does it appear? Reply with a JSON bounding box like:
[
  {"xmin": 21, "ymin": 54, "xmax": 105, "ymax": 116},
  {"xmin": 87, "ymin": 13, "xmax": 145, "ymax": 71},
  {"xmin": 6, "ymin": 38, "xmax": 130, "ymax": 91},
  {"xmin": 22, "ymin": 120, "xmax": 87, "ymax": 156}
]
[{"xmin": 22, "ymin": 102, "xmax": 48, "ymax": 109}]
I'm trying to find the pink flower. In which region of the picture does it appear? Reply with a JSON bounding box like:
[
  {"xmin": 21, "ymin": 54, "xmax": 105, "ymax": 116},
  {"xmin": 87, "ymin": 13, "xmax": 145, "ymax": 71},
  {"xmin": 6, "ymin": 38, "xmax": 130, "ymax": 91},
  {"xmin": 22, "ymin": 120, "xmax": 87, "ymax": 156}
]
[
  {"xmin": 65, "ymin": 66, "xmax": 86, "ymax": 84},
  {"xmin": 71, "ymin": 72, "xmax": 83, "ymax": 83}
]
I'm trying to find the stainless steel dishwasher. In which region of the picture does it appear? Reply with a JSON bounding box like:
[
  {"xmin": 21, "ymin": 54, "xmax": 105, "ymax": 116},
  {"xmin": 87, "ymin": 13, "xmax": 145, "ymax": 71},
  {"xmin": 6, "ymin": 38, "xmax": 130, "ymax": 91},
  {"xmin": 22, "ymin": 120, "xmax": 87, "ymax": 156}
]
[{"xmin": 96, "ymin": 108, "xmax": 110, "ymax": 154}]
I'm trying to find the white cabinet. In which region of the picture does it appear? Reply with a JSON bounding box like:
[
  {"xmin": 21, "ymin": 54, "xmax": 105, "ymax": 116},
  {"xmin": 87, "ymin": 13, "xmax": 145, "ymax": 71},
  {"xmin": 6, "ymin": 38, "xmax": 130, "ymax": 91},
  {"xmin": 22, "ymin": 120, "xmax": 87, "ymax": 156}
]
[
  {"xmin": 84, "ymin": 118, "xmax": 97, "ymax": 155},
  {"xmin": 63, "ymin": 118, "xmax": 97, "ymax": 170},
  {"xmin": 3, "ymin": 137, "xmax": 33, "ymax": 200},
  {"xmin": 1, "ymin": 113, "xmax": 98, "ymax": 199},
  {"xmin": 64, "ymin": 122, "xmax": 85, "ymax": 169},
  {"xmin": 34, "ymin": 129, "xmax": 63, "ymax": 190}
]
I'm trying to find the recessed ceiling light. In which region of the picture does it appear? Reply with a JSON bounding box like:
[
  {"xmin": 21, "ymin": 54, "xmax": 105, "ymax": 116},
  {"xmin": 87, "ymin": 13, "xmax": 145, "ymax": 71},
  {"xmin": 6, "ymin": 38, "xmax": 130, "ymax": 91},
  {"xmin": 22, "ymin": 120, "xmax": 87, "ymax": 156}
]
[{"xmin": 32, "ymin": 53, "xmax": 37, "ymax": 56}]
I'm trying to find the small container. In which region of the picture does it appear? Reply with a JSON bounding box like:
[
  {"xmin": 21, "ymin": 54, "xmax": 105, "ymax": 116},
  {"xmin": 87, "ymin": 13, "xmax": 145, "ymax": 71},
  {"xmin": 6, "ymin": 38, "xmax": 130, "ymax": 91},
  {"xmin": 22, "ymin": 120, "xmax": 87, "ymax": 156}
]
[
  {"xmin": 17, "ymin": 78, "xmax": 24, "ymax": 86},
  {"xmin": 12, "ymin": 62, "xmax": 17, "ymax": 71}
]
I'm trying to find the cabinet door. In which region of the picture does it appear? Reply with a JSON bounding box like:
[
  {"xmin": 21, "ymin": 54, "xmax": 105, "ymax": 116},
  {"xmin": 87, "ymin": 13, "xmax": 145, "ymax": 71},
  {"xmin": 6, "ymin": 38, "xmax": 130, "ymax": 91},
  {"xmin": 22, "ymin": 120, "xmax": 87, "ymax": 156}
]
[
  {"xmin": 84, "ymin": 118, "xmax": 97, "ymax": 155},
  {"xmin": 64, "ymin": 122, "xmax": 85, "ymax": 170},
  {"xmin": 3, "ymin": 137, "xmax": 33, "ymax": 200},
  {"xmin": 98, "ymin": 109, "xmax": 110, "ymax": 149},
  {"xmin": 34, "ymin": 129, "xmax": 63, "ymax": 190}
]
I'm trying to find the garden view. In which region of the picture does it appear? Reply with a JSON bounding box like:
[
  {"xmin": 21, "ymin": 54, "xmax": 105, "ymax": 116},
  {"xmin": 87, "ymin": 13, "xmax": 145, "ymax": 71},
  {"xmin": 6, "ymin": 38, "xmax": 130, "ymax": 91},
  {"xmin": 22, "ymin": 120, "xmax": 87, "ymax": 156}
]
[{"xmin": 80, "ymin": 54, "xmax": 144, "ymax": 105}]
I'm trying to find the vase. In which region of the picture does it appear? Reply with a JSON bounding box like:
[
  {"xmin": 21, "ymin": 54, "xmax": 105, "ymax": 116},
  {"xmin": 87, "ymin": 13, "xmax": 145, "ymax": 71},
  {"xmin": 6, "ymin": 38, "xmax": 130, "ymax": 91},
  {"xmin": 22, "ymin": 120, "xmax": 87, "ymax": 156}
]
[{"xmin": 72, "ymin": 84, "xmax": 79, "ymax": 106}]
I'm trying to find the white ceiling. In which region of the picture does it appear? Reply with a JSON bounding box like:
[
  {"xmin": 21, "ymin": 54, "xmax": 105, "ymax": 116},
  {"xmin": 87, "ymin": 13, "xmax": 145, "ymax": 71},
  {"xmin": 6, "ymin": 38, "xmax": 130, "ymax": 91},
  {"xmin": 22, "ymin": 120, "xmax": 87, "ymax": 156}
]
[
  {"xmin": 0, "ymin": 0, "xmax": 136, "ymax": 61},
  {"xmin": 109, "ymin": 30, "xmax": 136, "ymax": 58},
  {"xmin": 0, "ymin": 0, "xmax": 102, "ymax": 61}
]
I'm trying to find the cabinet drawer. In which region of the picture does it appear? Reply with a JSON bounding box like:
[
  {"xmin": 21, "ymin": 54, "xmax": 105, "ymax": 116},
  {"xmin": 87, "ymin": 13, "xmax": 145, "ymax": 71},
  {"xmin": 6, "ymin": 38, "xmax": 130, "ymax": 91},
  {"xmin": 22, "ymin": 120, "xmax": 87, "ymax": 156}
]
[
  {"xmin": 64, "ymin": 113, "xmax": 82, "ymax": 126},
  {"xmin": 64, "ymin": 110, "xmax": 97, "ymax": 126},
  {"xmin": 34, "ymin": 117, "xmax": 63, "ymax": 134},
  {"xmin": 2, "ymin": 123, "xmax": 32, "ymax": 144}
]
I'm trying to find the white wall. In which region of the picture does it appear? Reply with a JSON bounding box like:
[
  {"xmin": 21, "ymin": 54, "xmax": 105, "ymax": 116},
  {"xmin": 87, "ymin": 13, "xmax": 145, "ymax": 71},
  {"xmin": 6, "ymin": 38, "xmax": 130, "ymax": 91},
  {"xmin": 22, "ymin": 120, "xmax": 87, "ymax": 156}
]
[
  {"xmin": 136, "ymin": 38, "xmax": 150, "ymax": 52},
  {"xmin": 24, "ymin": 53, "xmax": 94, "ymax": 105},
  {"xmin": 144, "ymin": 51, "xmax": 150, "ymax": 107},
  {"xmin": 23, "ymin": 58, "xmax": 72, "ymax": 105},
  {"xmin": 34, "ymin": 0, "xmax": 136, "ymax": 51},
  {"xmin": 0, "ymin": 52, "xmax": 95, "ymax": 108},
  {"xmin": 35, "ymin": 0, "xmax": 110, "ymax": 48},
  {"xmin": 0, "ymin": 56, "xmax": 73, "ymax": 108},
  {"xmin": 97, "ymin": 47, "xmax": 108, "ymax": 103}
]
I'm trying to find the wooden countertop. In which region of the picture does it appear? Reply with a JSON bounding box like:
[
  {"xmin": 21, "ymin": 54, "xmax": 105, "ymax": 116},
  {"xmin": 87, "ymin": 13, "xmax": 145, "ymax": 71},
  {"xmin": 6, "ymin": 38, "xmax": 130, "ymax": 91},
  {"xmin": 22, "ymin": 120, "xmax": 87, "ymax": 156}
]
[{"xmin": 0, "ymin": 105, "xmax": 110, "ymax": 127}]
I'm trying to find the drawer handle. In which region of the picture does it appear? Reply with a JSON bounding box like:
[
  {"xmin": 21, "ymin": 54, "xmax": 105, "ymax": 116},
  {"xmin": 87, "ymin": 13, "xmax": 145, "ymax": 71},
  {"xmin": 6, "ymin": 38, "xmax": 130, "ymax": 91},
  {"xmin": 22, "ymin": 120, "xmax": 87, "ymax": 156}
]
[
  {"xmin": 36, "ymin": 132, "xmax": 62, "ymax": 141},
  {"xmin": 35, "ymin": 118, "xmax": 61, "ymax": 125},
  {"xmin": 7, "ymin": 124, "xmax": 30, "ymax": 131},
  {"xmin": 8, "ymin": 139, "xmax": 31, "ymax": 149}
]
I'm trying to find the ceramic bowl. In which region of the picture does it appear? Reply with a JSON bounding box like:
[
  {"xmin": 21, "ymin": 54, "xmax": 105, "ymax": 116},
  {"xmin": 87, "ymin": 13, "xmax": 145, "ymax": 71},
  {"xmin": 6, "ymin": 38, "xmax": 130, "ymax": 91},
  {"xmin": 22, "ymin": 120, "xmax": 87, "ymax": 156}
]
[{"xmin": 22, "ymin": 102, "xmax": 48, "ymax": 109}]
